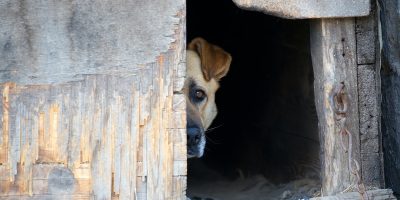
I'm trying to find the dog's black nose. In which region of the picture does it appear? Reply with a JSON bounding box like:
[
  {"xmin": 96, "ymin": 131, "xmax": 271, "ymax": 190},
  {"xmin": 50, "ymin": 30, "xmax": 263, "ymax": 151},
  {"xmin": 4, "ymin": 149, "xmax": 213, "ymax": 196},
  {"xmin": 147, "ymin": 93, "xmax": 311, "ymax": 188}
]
[{"xmin": 187, "ymin": 127, "xmax": 202, "ymax": 145}]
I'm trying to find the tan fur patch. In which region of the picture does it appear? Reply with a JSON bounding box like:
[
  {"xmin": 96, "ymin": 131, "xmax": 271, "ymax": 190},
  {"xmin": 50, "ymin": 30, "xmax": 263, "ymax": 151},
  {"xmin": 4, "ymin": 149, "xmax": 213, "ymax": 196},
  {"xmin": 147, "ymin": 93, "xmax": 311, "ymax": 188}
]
[
  {"xmin": 186, "ymin": 50, "xmax": 219, "ymax": 129},
  {"xmin": 185, "ymin": 38, "xmax": 231, "ymax": 158},
  {"xmin": 188, "ymin": 38, "xmax": 232, "ymax": 82}
]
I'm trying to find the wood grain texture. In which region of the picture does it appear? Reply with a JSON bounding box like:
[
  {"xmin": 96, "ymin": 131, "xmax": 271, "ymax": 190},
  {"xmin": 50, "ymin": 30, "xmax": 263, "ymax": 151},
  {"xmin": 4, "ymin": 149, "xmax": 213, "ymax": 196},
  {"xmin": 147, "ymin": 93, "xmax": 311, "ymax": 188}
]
[
  {"xmin": 311, "ymin": 189, "xmax": 396, "ymax": 200},
  {"xmin": 0, "ymin": 0, "xmax": 182, "ymax": 85},
  {"xmin": 0, "ymin": 0, "xmax": 186, "ymax": 199},
  {"xmin": 310, "ymin": 18, "xmax": 361, "ymax": 196}
]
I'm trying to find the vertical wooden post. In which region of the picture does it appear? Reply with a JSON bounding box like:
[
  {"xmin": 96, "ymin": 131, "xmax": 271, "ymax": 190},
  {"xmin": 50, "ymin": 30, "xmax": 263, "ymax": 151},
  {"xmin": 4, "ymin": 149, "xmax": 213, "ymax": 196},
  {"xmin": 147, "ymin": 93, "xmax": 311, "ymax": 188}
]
[{"xmin": 310, "ymin": 18, "xmax": 361, "ymax": 196}]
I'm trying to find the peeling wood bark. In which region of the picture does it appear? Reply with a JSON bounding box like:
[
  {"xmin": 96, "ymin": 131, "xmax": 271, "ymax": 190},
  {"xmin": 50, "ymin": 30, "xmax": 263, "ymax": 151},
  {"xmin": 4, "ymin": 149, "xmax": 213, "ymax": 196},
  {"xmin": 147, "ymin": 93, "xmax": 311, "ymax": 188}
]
[
  {"xmin": 0, "ymin": 0, "xmax": 186, "ymax": 199},
  {"xmin": 310, "ymin": 18, "xmax": 361, "ymax": 196}
]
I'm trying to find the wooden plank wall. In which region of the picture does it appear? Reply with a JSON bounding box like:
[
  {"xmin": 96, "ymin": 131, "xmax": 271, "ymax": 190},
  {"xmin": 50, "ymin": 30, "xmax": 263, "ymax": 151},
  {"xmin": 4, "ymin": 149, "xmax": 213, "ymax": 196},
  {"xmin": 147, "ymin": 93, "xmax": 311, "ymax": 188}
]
[{"xmin": 0, "ymin": 0, "xmax": 186, "ymax": 199}]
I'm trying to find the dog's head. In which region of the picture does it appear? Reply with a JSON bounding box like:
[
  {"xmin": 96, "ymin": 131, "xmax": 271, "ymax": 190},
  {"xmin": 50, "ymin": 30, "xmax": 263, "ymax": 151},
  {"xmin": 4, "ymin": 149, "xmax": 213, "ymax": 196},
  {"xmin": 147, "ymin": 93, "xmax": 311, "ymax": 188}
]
[{"xmin": 185, "ymin": 37, "xmax": 232, "ymax": 158}]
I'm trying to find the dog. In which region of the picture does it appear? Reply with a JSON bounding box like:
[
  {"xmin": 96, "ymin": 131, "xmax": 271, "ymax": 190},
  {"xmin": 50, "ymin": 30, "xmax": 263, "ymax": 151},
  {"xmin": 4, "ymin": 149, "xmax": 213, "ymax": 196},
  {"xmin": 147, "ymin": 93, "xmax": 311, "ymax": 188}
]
[{"xmin": 185, "ymin": 37, "xmax": 232, "ymax": 158}]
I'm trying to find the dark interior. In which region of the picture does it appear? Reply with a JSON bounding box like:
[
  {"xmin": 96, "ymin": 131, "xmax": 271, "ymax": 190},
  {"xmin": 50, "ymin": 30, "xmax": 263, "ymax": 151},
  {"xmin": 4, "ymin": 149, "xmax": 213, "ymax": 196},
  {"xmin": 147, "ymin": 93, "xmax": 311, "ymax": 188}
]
[{"xmin": 187, "ymin": 0, "xmax": 320, "ymax": 199}]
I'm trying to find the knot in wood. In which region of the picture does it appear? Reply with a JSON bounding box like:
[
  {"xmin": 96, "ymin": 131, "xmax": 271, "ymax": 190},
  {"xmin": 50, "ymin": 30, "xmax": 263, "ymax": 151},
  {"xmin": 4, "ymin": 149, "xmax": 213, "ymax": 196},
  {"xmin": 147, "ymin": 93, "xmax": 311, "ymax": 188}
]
[
  {"xmin": 332, "ymin": 82, "xmax": 348, "ymax": 118},
  {"xmin": 331, "ymin": 83, "xmax": 368, "ymax": 199}
]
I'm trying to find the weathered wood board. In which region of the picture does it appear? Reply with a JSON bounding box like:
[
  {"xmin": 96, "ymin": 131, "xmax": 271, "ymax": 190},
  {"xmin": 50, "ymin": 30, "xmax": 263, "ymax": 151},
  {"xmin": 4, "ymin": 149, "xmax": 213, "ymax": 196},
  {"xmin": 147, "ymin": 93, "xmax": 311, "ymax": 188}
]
[
  {"xmin": 311, "ymin": 189, "xmax": 396, "ymax": 200},
  {"xmin": 0, "ymin": 0, "xmax": 186, "ymax": 199},
  {"xmin": 310, "ymin": 18, "xmax": 361, "ymax": 196}
]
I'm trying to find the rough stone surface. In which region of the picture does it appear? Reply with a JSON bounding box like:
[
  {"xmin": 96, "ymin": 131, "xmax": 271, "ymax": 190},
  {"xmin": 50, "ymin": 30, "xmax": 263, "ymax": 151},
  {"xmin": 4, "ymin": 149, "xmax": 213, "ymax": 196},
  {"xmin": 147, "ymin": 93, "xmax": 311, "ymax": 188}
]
[
  {"xmin": 358, "ymin": 65, "xmax": 380, "ymax": 154},
  {"xmin": 361, "ymin": 153, "xmax": 382, "ymax": 189},
  {"xmin": 356, "ymin": 4, "xmax": 377, "ymax": 65},
  {"xmin": 232, "ymin": 0, "xmax": 370, "ymax": 19}
]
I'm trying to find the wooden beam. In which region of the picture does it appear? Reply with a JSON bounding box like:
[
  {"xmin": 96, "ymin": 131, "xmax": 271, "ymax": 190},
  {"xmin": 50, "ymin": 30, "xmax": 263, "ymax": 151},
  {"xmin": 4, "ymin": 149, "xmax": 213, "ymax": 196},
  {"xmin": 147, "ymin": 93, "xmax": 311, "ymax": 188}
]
[{"xmin": 310, "ymin": 18, "xmax": 361, "ymax": 196}]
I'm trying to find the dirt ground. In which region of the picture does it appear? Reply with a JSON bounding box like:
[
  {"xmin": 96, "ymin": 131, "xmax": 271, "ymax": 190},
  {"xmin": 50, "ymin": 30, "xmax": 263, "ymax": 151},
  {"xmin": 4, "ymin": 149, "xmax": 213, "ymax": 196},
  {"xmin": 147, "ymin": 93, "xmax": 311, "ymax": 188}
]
[
  {"xmin": 187, "ymin": 161, "xmax": 321, "ymax": 200},
  {"xmin": 188, "ymin": 175, "xmax": 320, "ymax": 200}
]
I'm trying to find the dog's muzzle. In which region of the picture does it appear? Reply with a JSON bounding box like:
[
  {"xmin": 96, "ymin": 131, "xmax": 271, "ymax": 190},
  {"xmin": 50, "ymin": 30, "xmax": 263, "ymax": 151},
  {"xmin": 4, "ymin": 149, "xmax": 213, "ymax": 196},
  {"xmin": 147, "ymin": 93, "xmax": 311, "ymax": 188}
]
[
  {"xmin": 187, "ymin": 125, "xmax": 205, "ymax": 158},
  {"xmin": 186, "ymin": 95, "xmax": 206, "ymax": 158}
]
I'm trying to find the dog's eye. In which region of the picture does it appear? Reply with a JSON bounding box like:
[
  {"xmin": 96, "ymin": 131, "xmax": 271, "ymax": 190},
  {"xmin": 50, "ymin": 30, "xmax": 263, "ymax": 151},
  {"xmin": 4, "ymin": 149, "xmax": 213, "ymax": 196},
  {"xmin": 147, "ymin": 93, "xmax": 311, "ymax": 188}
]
[{"xmin": 194, "ymin": 89, "xmax": 206, "ymax": 101}]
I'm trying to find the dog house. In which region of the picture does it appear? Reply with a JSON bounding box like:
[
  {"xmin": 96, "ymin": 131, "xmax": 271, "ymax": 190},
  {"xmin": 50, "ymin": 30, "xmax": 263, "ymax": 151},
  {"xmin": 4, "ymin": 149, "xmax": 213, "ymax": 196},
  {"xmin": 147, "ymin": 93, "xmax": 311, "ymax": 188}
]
[{"xmin": 0, "ymin": 0, "xmax": 398, "ymax": 199}]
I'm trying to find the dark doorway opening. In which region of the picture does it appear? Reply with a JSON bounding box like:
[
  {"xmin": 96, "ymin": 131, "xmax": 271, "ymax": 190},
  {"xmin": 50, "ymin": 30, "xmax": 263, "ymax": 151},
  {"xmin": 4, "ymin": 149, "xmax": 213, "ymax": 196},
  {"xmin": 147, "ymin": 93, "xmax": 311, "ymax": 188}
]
[{"xmin": 187, "ymin": 0, "xmax": 320, "ymax": 199}]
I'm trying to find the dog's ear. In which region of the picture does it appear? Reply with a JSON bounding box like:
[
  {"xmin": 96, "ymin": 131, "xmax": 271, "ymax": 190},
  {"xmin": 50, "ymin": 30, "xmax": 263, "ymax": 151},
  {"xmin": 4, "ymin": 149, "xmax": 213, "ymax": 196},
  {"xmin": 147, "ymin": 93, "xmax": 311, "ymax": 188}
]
[{"xmin": 188, "ymin": 37, "xmax": 232, "ymax": 81}]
